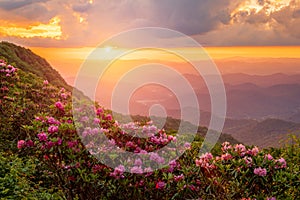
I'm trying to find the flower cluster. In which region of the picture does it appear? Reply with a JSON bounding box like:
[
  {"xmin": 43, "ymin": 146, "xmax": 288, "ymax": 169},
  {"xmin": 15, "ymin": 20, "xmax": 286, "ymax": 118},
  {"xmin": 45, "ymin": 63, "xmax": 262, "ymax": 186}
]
[{"xmin": 0, "ymin": 60, "xmax": 17, "ymax": 77}]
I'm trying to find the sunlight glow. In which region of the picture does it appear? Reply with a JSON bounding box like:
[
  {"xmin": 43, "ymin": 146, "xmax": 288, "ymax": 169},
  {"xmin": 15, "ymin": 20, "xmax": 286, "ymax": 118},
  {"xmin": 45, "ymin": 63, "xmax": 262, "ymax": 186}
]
[
  {"xmin": 0, "ymin": 17, "xmax": 62, "ymax": 39},
  {"xmin": 232, "ymin": 0, "xmax": 292, "ymax": 16},
  {"xmin": 105, "ymin": 46, "xmax": 113, "ymax": 53}
]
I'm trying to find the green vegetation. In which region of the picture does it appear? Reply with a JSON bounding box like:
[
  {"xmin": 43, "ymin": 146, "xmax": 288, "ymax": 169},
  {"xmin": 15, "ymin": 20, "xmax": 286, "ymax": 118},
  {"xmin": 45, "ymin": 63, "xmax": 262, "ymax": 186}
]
[{"xmin": 0, "ymin": 43, "xmax": 299, "ymax": 199}]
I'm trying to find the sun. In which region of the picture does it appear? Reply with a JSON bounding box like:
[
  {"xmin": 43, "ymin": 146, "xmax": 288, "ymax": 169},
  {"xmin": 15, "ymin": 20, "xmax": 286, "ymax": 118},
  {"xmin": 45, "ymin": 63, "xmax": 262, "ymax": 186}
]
[{"xmin": 104, "ymin": 46, "xmax": 113, "ymax": 53}]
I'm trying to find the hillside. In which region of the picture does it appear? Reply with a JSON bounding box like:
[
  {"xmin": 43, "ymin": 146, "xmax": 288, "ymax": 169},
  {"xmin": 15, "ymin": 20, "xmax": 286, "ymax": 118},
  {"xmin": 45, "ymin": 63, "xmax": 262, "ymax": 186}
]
[
  {"xmin": 0, "ymin": 41, "xmax": 71, "ymax": 91},
  {"xmin": 0, "ymin": 42, "xmax": 299, "ymax": 200},
  {"xmin": 223, "ymin": 118, "xmax": 300, "ymax": 148}
]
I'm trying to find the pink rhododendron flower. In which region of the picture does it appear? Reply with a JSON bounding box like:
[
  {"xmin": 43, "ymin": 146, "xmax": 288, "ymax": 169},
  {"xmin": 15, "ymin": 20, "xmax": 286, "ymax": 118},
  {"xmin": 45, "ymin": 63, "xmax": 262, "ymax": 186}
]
[
  {"xmin": 46, "ymin": 141, "xmax": 55, "ymax": 149},
  {"xmin": 125, "ymin": 141, "xmax": 136, "ymax": 149},
  {"xmin": 93, "ymin": 118, "xmax": 100, "ymax": 124},
  {"xmin": 80, "ymin": 116, "xmax": 89, "ymax": 122},
  {"xmin": 67, "ymin": 141, "xmax": 78, "ymax": 148},
  {"xmin": 130, "ymin": 166, "xmax": 143, "ymax": 174},
  {"xmin": 55, "ymin": 101, "xmax": 64, "ymax": 111},
  {"xmin": 26, "ymin": 140, "xmax": 34, "ymax": 147},
  {"xmin": 61, "ymin": 93, "xmax": 68, "ymax": 99},
  {"xmin": 96, "ymin": 108, "xmax": 103, "ymax": 115},
  {"xmin": 37, "ymin": 132, "xmax": 48, "ymax": 141},
  {"xmin": 184, "ymin": 142, "xmax": 191, "ymax": 149},
  {"xmin": 265, "ymin": 154, "xmax": 273, "ymax": 160},
  {"xmin": 174, "ymin": 174, "xmax": 184, "ymax": 182},
  {"xmin": 275, "ymin": 158, "xmax": 287, "ymax": 169},
  {"xmin": 149, "ymin": 152, "xmax": 165, "ymax": 164},
  {"xmin": 156, "ymin": 181, "xmax": 166, "ymax": 189},
  {"xmin": 48, "ymin": 125, "xmax": 58, "ymax": 134},
  {"xmin": 234, "ymin": 144, "xmax": 247, "ymax": 155},
  {"xmin": 221, "ymin": 141, "xmax": 232, "ymax": 152},
  {"xmin": 56, "ymin": 137, "xmax": 62, "ymax": 145},
  {"xmin": 110, "ymin": 165, "xmax": 126, "ymax": 178},
  {"xmin": 196, "ymin": 153, "xmax": 215, "ymax": 169},
  {"xmin": 243, "ymin": 156, "xmax": 253, "ymax": 167},
  {"xmin": 105, "ymin": 114, "xmax": 112, "ymax": 121},
  {"xmin": 47, "ymin": 117, "xmax": 60, "ymax": 125},
  {"xmin": 254, "ymin": 167, "xmax": 267, "ymax": 176},
  {"xmin": 248, "ymin": 146, "xmax": 259, "ymax": 156},
  {"xmin": 134, "ymin": 158, "xmax": 143, "ymax": 166},
  {"xmin": 60, "ymin": 88, "xmax": 66, "ymax": 93},
  {"xmin": 221, "ymin": 153, "xmax": 233, "ymax": 161},
  {"xmin": 17, "ymin": 140, "xmax": 26, "ymax": 149}
]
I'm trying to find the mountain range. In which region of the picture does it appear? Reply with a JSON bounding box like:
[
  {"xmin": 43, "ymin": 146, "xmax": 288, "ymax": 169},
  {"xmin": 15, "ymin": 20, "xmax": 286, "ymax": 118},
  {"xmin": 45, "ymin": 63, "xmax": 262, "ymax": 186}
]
[{"xmin": 1, "ymin": 41, "xmax": 299, "ymax": 148}]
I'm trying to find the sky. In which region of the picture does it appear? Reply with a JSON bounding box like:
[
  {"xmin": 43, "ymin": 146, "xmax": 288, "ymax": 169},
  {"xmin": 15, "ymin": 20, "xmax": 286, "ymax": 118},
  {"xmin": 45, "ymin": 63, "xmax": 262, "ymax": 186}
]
[
  {"xmin": 0, "ymin": 0, "xmax": 300, "ymax": 47},
  {"xmin": 1, "ymin": 0, "xmax": 300, "ymax": 83}
]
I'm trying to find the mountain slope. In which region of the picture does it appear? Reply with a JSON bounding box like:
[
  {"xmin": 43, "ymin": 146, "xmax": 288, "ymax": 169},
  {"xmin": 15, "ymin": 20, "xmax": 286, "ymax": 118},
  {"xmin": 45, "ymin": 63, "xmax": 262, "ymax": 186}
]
[
  {"xmin": 0, "ymin": 41, "xmax": 71, "ymax": 91},
  {"xmin": 223, "ymin": 118, "xmax": 300, "ymax": 148}
]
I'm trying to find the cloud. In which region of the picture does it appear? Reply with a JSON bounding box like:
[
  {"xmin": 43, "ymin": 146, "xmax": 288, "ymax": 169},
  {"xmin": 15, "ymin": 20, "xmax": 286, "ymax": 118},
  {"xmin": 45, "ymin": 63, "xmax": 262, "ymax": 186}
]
[
  {"xmin": 0, "ymin": 0, "xmax": 48, "ymax": 10},
  {"xmin": 0, "ymin": 0, "xmax": 300, "ymax": 47}
]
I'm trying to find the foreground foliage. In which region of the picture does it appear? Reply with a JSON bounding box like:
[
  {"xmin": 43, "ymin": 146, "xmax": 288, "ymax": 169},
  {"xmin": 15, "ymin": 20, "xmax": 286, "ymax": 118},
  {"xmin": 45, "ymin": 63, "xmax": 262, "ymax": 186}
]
[{"xmin": 1, "ymin": 60, "xmax": 299, "ymax": 199}]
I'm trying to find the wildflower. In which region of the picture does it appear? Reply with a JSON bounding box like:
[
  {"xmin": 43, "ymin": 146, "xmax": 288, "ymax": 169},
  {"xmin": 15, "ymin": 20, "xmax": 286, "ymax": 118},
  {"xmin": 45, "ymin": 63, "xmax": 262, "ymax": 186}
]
[
  {"xmin": 243, "ymin": 156, "xmax": 253, "ymax": 167},
  {"xmin": 43, "ymin": 80, "xmax": 49, "ymax": 85},
  {"xmin": 61, "ymin": 93, "xmax": 68, "ymax": 99},
  {"xmin": 55, "ymin": 101, "xmax": 64, "ymax": 111},
  {"xmin": 130, "ymin": 166, "xmax": 143, "ymax": 174},
  {"xmin": 196, "ymin": 153, "xmax": 214, "ymax": 169},
  {"xmin": 26, "ymin": 140, "xmax": 34, "ymax": 147},
  {"xmin": 149, "ymin": 152, "xmax": 165, "ymax": 164},
  {"xmin": 184, "ymin": 142, "xmax": 191, "ymax": 149},
  {"xmin": 254, "ymin": 167, "xmax": 267, "ymax": 176},
  {"xmin": 47, "ymin": 117, "xmax": 60, "ymax": 125},
  {"xmin": 80, "ymin": 116, "xmax": 89, "ymax": 122},
  {"xmin": 60, "ymin": 88, "xmax": 66, "ymax": 93},
  {"xmin": 265, "ymin": 154, "xmax": 273, "ymax": 160},
  {"xmin": 56, "ymin": 137, "xmax": 62, "ymax": 145},
  {"xmin": 48, "ymin": 125, "xmax": 58, "ymax": 134},
  {"xmin": 275, "ymin": 158, "xmax": 287, "ymax": 169},
  {"xmin": 234, "ymin": 144, "xmax": 247, "ymax": 156},
  {"xmin": 174, "ymin": 174, "xmax": 184, "ymax": 182},
  {"xmin": 37, "ymin": 132, "xmax": 47, "ymax": 142},
  {"xmin": 110, "ymin": 165, "xmax": 126, "ymax": 178},
  {"xmin": 221, "ymin": 153, "xmax": 233, "ymax": 161},
  {"xmin": 96, "ymin": 108, "xmax": 103, "ymax": 115},
  {"xmin": 67, "ymin": 141, "xmax": 78, "ymax": 148},
  {"xmin": 93, "ymin": 117, "xmax": 100, "ymax": 124},
  {"xmin": 221, "ymin": 141, "xmax": 232, "ymax": 152},
  {"xmin": 144, "ymin": 167, "xmax": 153, "ymax": 173},
  {"xmin": 92, "ymin": 165, "xmax": 102, "ymax": 174},
  {"xmin": 106, "ymin": 114, "xmax": 113, "ymax": 121},
  {"xmin": 134, "ymin": 158, "xmax": 143, "ymax": 166},
  {"xmin": 250, "ymin": 146, "xmax": 259, "ymax": 156},
  {"xmin": 44, "ymin": 141, "xmax": 54, "ymax": 149},
  {"xmin": 17, "ymin": 140, "xmax": 26, "ymax": 149},
  {"xmin": 156, "ymin": 181, "xmax": 166, "ymax": 189}
]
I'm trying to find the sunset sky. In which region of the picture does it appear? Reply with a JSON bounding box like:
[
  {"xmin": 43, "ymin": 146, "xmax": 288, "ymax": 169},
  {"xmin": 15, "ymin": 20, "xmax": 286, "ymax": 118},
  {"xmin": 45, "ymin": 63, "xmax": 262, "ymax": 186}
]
[{"xmin": 0, "ymin": 0, "xmax": 300, "ymax": 84}]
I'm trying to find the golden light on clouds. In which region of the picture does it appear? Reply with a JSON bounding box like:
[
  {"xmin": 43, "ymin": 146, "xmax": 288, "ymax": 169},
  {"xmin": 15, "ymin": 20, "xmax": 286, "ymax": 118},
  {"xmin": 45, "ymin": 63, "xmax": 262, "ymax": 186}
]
[
  {"xmin": 0, "ymin": 16, "xmax": 62, "ymax": 39},
  {"xmin": 232, "ymin": 0, "xmax": 292, "ymax": 16}
]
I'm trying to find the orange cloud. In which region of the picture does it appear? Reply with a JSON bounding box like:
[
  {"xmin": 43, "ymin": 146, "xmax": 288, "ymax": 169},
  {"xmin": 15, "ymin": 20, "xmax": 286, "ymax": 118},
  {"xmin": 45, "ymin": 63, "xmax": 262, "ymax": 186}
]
[{"xmin": 0, "ymin": 16, "xmax": 62, "ymax": 39}]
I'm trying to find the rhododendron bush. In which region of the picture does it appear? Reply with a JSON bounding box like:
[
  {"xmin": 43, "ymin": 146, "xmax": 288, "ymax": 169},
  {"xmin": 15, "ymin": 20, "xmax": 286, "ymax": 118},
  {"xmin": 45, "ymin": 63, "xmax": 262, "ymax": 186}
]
[{"xmin": 1, "ymin": 60, "xmax": 299, "ymax": 199}]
